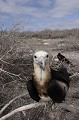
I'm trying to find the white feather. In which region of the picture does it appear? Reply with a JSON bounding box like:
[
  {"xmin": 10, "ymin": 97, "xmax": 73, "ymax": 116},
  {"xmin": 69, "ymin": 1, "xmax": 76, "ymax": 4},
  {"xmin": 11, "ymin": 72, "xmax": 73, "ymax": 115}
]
[
  {"xmin": 40, "ymin": 96, "xmax": 51, "ymax": 101},
  {"xmin": 34, "ymin": 51, "xmax": 48, "ymax": 57}
]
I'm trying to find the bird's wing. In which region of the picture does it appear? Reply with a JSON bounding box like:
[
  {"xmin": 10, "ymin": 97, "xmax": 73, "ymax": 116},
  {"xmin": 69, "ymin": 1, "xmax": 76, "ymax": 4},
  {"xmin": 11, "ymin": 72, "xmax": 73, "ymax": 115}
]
[
  {"xmin": 57, "ymin": 53, "xmax": 71, "ymax": 64},
  {"xmin": 27, "ymin": 78, "xmax": 40, "ymax": 102},
  {"xmin": 47, "ymin": 79, "xmax": 66, "ymax": 103},
  {"xmin": 50, "ymin": 68, "xmax": 71, "ymax": 87},
  {"xmin": 47, "ymin": 68, "xmax": 71, "ymax": 103}
]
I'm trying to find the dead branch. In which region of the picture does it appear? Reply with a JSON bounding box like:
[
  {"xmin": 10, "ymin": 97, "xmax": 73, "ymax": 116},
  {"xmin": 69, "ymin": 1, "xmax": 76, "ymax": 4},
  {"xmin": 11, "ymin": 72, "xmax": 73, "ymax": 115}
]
[
  {"xmin": 59, "ymin": 103, "xmax": 79, "ymax": 114},
  {"xmin": 0, "ymin": 68, "xmax": 22, "ymax": 81},
  {"xmin": 0, "ymin": 102, "xmax": 45, "ymax": 120},
  {"xmin": 70, "ymin": 72, "xmax": 79, "ymax": 78},
  {"xmin": 0, "ymin": 59, "xmax": 15, "ymax": 66},
  {"xmin": 0, "ymin": 45, "xmax": 16, "ymax": 60},
  {"xmin": 3, "ymin": 80, "xmax": 16, "ymax": 90},
  {"xmin": 0, "ymin": 93, "xmax": 27, "ymax": 115}
]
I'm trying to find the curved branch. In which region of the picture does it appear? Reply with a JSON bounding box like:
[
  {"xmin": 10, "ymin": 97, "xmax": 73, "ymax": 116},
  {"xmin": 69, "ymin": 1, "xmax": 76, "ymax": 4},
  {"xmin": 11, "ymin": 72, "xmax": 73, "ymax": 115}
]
[
  {"xmin": 0, "ymin": 93, "xmax": 27, "ymax": 115},
  {"xmin": 0, "ymin": 102, "xmax": 45, "ymax": 120}
]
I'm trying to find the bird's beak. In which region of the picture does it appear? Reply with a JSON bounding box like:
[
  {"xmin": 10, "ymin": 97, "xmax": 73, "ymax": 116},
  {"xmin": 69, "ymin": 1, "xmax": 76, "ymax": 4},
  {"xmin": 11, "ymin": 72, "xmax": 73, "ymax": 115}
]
[
  {"xmin": 42, "ymin": 60, "xmax": 45, "ymax": 71},
  {"xmin": 39, "ymin": 58, "xmax": 46, "ymax": 71}
]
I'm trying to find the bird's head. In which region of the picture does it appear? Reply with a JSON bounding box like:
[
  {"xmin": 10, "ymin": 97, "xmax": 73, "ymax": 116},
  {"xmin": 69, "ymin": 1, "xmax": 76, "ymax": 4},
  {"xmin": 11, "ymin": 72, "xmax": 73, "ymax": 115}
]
[{"xmin": 33, "ymin": 51, "xmax": 49, "ymax": 71}]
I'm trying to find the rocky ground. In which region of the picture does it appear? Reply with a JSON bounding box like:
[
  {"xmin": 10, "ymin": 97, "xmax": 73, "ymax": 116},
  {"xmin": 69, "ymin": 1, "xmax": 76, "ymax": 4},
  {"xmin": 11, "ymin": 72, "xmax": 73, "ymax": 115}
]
[{"xmin": 0, "ymin": 30, "xmax": 79, "ymax": 120}]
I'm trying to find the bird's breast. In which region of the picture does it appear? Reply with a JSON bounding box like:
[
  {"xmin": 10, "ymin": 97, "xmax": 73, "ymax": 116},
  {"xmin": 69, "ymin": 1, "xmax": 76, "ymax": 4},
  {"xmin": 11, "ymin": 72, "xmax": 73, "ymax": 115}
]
[
  {"xmin": 34, "ymin": 66, "xmax": 51, "ymax": 98},
  {"xmin": 34, "ymin": 67, "xmax": 51, "ymax": 86}
]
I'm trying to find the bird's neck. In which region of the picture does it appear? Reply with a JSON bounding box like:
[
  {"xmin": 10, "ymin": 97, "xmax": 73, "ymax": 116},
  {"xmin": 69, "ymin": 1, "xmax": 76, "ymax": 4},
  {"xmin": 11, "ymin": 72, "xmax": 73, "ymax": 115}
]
[{"xmin": 33, "ymin": 63, "xmax": 51, "ymax": 86}]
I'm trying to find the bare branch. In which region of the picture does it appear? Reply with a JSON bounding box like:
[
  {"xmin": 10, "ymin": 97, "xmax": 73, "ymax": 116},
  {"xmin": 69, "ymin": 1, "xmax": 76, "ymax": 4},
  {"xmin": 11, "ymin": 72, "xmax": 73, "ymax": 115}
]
[
  {"xmin": 0, "ymin": 102, "xmax": 45, "ymax": 120},
  {"xmin": 3, "ymin": 80, "xmax": 16, "ymax": 90},
  {"xmin": 70, "ymin": 72, "xmax": 79, "ymax": 78},
  {"xmin": 0, "ymin": 68, "xmax": 22, "ymax": 80},
  {"xmin": 0, "ymin": 93, "xmax": 27, "ymax": 116},
  {"xmin": 0, "ymin": 59, "xmax": 15, "ymax": 66},
  {"xmin": 59, "ymin": 103, "xmax": 79, "ymax": 113},
  {"xmin": 0, "ymin": 45, "xmax": 15, "ymax": 60}
]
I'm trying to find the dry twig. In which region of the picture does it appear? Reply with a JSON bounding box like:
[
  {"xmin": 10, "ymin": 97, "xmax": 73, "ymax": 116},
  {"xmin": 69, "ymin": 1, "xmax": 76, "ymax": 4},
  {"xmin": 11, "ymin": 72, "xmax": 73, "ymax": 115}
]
[
  {"xmin": 0, "ymin": 68, "xmax": 22, "ymax": 81},
  {"xmin": 59, "ymin": 103, "xmax": 79, "ymax": 113},
  {"xmin": 0, "ymin": 45, "xmax": 15, "ymax": 60},
  {"xmin": 0, "ymin": 93, "xmax": 27, "ymax": 116},
  {"xmin": 0, "ymin": 102, "xmax": 45, "ymax": 120},
  {"xmin": 70, "ymin": 72, "xmax": 79, "ymax": 78}
]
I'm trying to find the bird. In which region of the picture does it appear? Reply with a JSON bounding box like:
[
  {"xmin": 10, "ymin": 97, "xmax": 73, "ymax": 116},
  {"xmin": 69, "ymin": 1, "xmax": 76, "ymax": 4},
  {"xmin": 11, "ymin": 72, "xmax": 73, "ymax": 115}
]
[{"xmin": 27, "ymin": 51, "xmax": 71, "ymax": 103}]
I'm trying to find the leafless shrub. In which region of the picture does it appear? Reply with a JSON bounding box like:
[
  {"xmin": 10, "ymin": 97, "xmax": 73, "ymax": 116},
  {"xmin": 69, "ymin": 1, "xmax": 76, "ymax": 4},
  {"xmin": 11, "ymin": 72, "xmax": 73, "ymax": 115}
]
[
  {"xmin": 0, "ymin": 25, "xmax": 34, "ymax": 120},
  {"xmin": 18, "ymin": 28, "xmax": 79, "ymax": 39}
]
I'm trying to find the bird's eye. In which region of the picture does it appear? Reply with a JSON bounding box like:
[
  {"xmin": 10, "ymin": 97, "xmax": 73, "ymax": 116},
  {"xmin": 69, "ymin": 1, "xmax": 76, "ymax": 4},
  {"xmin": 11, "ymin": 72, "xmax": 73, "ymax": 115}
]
[
  {"xmin": 34, "ymin": 55, "xmax": 37, "ymax": 58},
  {"xmin": 46, "ymin": 55, "xmax": 49, "ymax": 58}
]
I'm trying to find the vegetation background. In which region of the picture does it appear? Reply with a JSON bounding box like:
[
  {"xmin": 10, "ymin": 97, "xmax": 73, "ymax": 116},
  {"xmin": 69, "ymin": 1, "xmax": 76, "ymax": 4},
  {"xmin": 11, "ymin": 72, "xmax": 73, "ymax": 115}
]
[{"xmin": 0, "ymin": 25, "xmax": 79, "ymax": 120}]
